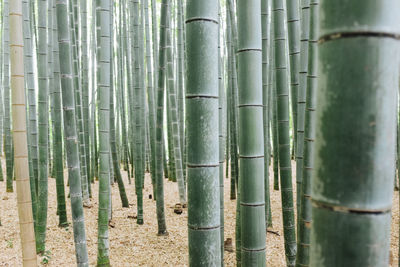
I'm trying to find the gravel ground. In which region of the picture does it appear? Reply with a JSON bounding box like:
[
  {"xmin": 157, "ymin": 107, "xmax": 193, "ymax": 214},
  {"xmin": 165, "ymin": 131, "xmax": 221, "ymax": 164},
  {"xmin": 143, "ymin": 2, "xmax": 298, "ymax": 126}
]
[{"xmin": 0, "ymin": 158, "xmax": 398, "ymax": 266}]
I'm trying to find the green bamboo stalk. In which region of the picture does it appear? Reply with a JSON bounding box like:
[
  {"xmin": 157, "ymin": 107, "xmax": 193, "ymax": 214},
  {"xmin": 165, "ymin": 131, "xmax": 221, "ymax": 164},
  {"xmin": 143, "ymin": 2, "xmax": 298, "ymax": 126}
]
[
  {"xmin": 226, "ymin": 7, "xmax": 236, "ymax": 201},
  {"xmin": 286, "ymin": 0, "xmax": 300, "ymax": 159},
  {"xmin": 109, "ymin": 2, "xmax": 128, "ymax": 208},
  {"xmin": 296, "ymin": 0, "xmax": 314, "ymax": 265},
  {"xmin": 218, "ymin": 5, "xmax": 225, "ymax": 263},
  {"xmin": 176, "ymin": 0, "xmax": 185, "ymax": 181},
  {"xmin": 165, "ymin": 5, "xmax": 174, "ymax": 183},
  {"xmin": 267, "ymin": 53, "xmax": 274, "ymax": 228},
  {"xmin": 131, "ymin": 0, "xmax": 144, "ymax": 225},
  {"xmin": 266, "ymin": 4, "xmax": 274, "ymax": 228},
  {"xmin": 151, "ymin": 0, "xmax": 158, "ymax": 101},
  {"xmin": 165, "ymin": 5, "xmax": 186, "ymax": 204},
  {"xmin": 22, "ymin": 0, "xmax": 38, "ymax": 231},
  {"xmin": 22, "ymin": 0, "xmax": 39, "ymax": 193},
  {"xmin": 272, "ymin": 0, "xmax": 297, "ymax": 265},
  {"xmin": 127, "ymin": 0, "xmax": 135, "ymax": 183},
  {"xmin": 144, "ymin": 0, "xmax": 156, "ymax": 197},
  {"xmin": 227, "ymin": 1, "xmax": 241, "ymax": 264},
  {"xmin": 90, "ymin": 0, "xmax": 98, "ymax": 182},
  {"xmin": 109, "ymin": 44, "xmax": 129, "ymax": 208},
  {"xmin": 167, "ymin": 103, "xmax": 175, "ymax": 182},
  {"xmin": 311, "ymin": 1, "xmax": 399, "ymax": 266},
  {"xmin": 287, "ymin": 2, "xmax": 301, "ymax": 153},
  {"xmin": 236, "ymin": 1, "xmax": 267, "ymax": 265},
  {"xmin": 109, "ymin": 0, "xmax": 115, "ymax": 221},
  {"xmin": 268, "ymin": 1, "xmax": 279, "ymax": 194},
  {"xmin": 0, "ymin": 5, "xmax": 4, "ymax": 183},
  {"xmin": 399, "ymin": 99, "xmax": 400, "ymax": 267},
  {"xmin": 36, "ymin": 0, "xmax": 49, "ymax": 254},
  {"xmin": 271, "ymin": 58, "xmax": 279, "ymax": 192},
  {"xmin": 9, "ymin": 1, "xmax": 38, "ymax": 264},
  {"xmin": 81, "ymin": 1, "xmax": 91, "ymax": 190},
  {"xmin": 3, "ymin": 0, "xmax": 14, "ymax": 192},
  {"xmin": 139, "ymin": 0, "xmax": 147, "ymax": 214},
  {"xmin": 150, "ymin": 0, "xmax": 159, "ymax": 187},
  {"xmin": 70, "ymin": 0, "xmax": 90, "ymax": 206},
  {"xmin": 262, "ymin": 0, "xmax": 273, "ymax": 229},
  {"xmin": 56, "ymin": 2, "xmax": 90, "ymax": 264},
  {"xmin": 96, "ymin": 0, "xmax": 112, "ymax": 264},
  {"xmin": 186, "ymin": 0, "xmax": 221, "ymax": 265},
  {"xmin": 51, "ymin": 0, "xmax": 68, "ymax": 227},
  {"xmin": 30, "ymin": 0, "xmax": 37, "ymax": 50},
  {"xmin": 48, "ymin": 0, "xmax": 54, "ymax": 180},
  {"xmin": 0, "ymin": 0, "xmax": 3, "ymax": 177},
  {"xmin": 225, "ymin": 102, "xmax": 230, "ymax": 181},
  {"xmin": 118, "ymin": 0, "xmax": 131, "ymax": 183},
  {"xmin": 295, "ymin": 0, "xmax": 310, "ymax": 244},
  {"xmin": 154, "ymin": 0, "xmax": 169, "ymax": 236}
]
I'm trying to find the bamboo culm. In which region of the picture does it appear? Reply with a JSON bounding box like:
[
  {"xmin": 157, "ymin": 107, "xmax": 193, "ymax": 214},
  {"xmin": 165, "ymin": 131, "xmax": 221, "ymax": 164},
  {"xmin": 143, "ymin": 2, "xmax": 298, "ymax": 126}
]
[
  {"xmin": 56, "ymin": 0, "xmax": 89, "ymax": 265},
  {"xmin": 186, "ymin": 0, "xmax": 221, "ymax": 265},
  {"xmin": 36, "ymin": 0, "xmax": 50, "ymax": 254},
  {"xmin": 311, "ymin": 1, "xmax": 399, "ymax": 266},
  {"xmin": 272, "ymin": 0, "xmax": 297, "ymax": 264},
  {"xmin": 9, "ymin": 0, "xmax": 38, "ymax": 264},
  {"xmin": 96, "ymin": 0, "xmax": 112, "ymax": 264}
]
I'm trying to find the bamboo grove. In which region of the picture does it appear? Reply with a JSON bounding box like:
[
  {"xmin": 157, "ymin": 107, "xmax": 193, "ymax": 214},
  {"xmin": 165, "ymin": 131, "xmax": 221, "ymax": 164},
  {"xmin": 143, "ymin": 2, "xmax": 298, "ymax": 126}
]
[{"xmin": 0, "ymin": 0, "xmax": 399, "ymax": 266}]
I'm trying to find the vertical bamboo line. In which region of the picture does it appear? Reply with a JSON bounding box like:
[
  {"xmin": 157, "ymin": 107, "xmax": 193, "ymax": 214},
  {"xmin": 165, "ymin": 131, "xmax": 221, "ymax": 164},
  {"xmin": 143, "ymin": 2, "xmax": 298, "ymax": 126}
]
[
  {"xmin": 56, "ymin": 1, "xmax": 89, "ymax": 264},
  {"xmin": 4, "ymin": 0, "xmax": 14, "ymax": 192},
  {"xmin": 272, "ymin": 0, "xmax": 297, "ymax": 264},
  {"xmin": 96, "ymin": 0, "xmax": 112, "ymax": 264},
  {"xmin": 22, "ymin": 0, "xmax": 38, "ymax": 231},
  {"xmin": 51, "ymin": 0, "xmax": 68, "ymax": 227},
  {"xmin": 36, "ymin": 0, "xmax": 49, "ymax": 253},
  {"xmin": 186, "ymin": 0, "xmax": 221, "ymax": 265},
  {"xmin": 311, "ymin": 1, "xmax": 399, "ymax": 266},
  {"xmin": 9, "ymin": 0, "xmax": 38, "ymax": 265}
]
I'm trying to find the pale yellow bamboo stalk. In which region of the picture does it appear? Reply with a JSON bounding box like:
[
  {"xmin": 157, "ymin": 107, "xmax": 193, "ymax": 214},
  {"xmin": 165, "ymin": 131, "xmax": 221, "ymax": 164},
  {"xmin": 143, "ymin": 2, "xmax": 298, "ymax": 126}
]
[{"xmin": 9, "ymin": 1, "xmax": 37, "ymax": 266}]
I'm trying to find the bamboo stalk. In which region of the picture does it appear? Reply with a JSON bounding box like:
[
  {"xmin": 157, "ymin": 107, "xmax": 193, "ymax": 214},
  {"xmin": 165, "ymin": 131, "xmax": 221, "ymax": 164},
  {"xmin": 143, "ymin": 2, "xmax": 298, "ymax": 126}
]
[
  {"xmin": 56, "ymin": 1, "xmax": 89, "ymax": 265},
  {"xmin": 51, "ymin": 0, "xmax": 68, "ymax": 227},
  {"xmin": 237, "ymin": 0, "xmax": 267, "ymax": 264},
  {"xmin": 96, "ymin": 0, "xmax": 112, "ymax": 264},
  {"xmin": 311, "ymin": 1, "xmax": 400, "ymax": 266},
  {"xmin": 36, "ymin": 0, "xmax": 49, "ymax": 254},
  {"xmin": 154, "ymin": 0, "xmax": 169, "ymax": 236},
  {"xmin": 9, "ymin": 0, "xmax": 38, "ymax": 265},
  {"xmin": 4, "ymin": 0, "xmax": 14, "ymax": 192},
  {"xmin": 272, "ymin": 0, "xmax": 297, "ymax": 264},
  {"xmin": 186, "ymin": 0, "xmax": 221, "ymax": 265}
]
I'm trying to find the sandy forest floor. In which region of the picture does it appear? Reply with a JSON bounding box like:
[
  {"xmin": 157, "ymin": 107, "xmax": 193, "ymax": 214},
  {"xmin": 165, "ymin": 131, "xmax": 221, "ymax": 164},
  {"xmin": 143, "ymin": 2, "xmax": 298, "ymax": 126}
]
[{"xmin": 0, "ymin": 158, "xmax": 398, "ymax": 266}]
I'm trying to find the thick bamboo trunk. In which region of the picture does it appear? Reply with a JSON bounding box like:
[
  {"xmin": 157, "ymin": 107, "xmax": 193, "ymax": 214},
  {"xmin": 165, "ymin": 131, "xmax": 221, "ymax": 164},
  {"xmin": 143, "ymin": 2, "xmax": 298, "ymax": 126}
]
[
  {"xmin": 96, "ymin": 0, "xmax": 112, "ymax": 264},
  {"xmin": 311, "ymin": 1, "xmax": 400, "ymax": 266},
  {"xmin": 56, "ymin": 1, "xmax": 89, "ymax": 265},
  {"xmin": 186, "ymin": 0, "xmax": 221, "ymax": 265},
  {"xmin": 236, "ymin": 1, "xmax": 267, "ymax": 265},
  {"xmin": 9, "ymin": 0, "xmax": 38, "ymax": 265}
]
